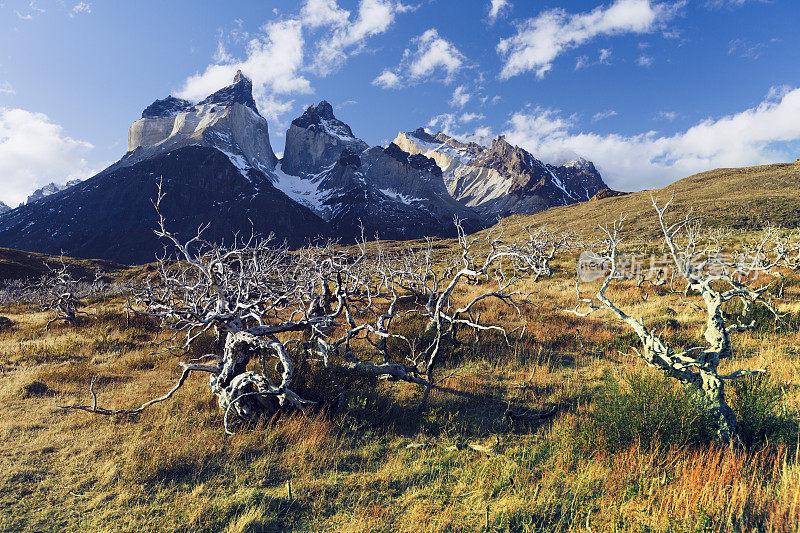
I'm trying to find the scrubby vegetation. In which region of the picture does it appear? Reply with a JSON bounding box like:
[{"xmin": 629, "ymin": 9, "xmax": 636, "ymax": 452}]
[{"xmin": 3, "ymin": 214, "xmax": 800, "ymax": 531}]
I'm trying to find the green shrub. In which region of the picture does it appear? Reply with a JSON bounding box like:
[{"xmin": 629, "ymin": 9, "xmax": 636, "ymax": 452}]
[
  {"xmin": 610, "ymin": 332, "xmax": 640, "ymax": 353},
  {"xmin": 658, "ymin": 306, "xmax": 677, "ymax": 317},
  {"xmin": 724, "ymin": 299, "xmax": 800, "ymax": 334},
  {"xmin": 728, "ymin": 374, "xmax": 798, "ymax": 446},
  {"xmin": 570, "ymin": 370, "xmax": 714, "ymax": 455}
]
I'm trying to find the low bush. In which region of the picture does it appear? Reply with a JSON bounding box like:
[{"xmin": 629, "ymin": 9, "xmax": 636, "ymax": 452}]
[
  {"xmin": 569, "ymin": 370, "xmax": 714, "ymax": 455},
  {"xmin": 728, "ymin": 374, "xmax": 799, "ymax": 446}
]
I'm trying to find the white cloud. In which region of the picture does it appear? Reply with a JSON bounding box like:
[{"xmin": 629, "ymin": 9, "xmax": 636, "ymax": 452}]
[
  {"xmin": 575, "ymin": 48, "xmax": 613, "ymax": 70},
  {"xmin": 374, "ymin": 28, "xmax": 467, "ymax": 89},
  {"xmin": 407, "ymin": 29, "xmax": 466, "ymax": 81},
  {"xmin": 591, "ymin": 109, "xmax": 617, "ymax": 122},
  {"xmin": 705, "ymin": 0, "xmax": 768, "ymax": 8},
  {"xmin": 766, "ymin": 85, "xmax": 792, "ymax": 101},
  {"xmin": 450, "ymin": 85, "xmax": 471, "ymax": 108},
  {"xmin": 301, "ymin": 0, "xmax": 350, "ymax": 28},
  {"xmin": 178, "ymin": 1, "xmax": 411, "ymax": 125},
  {"xmin": 504, "ymin": 87, "xmax": 800, "ymax": 192},
  {"xmin": 655, "ymin": 110, "xmax": 677, "ymax": 121},
  {"xmin": 0, "ymin": 81, "xmax": 14, "ymax": 95},
  {"xmin": 728, "ymin": 38, "xmax": 767, "ymax": 60},
  {"xmin": 312, "ymin": 0, "xmax": 404, "ymax": 76},
  {"xmin": 15, "ymin": 1, "xmax": 43, "ymax": 19},
  {"xmin": 427, "ymin": 113, "xmax": 491, "ymax": 143},
  {"xmin": 213, "ymin": 40, "xmax": 233, "ymax": 63},
  {"xmin": 178, "ymin": 19, "xmax": 310, "ymax": 123},
  {"xmin": 0, "ymin": 108, "xmax": 93, "ymax": 206},
  {"xmin": 69, "ymin": 2, "xmax": 91, "ymax": 17},
  {"xmin": 636, "ymin": 54, "xmax": 654, "ymax": 66},
  {"xmin": 488, "ymin": 0, "xmax": 512, "ymax": 23},
  {"xmin": 497, "ymin": 0, "xmax": 680, "ymax": 79},
  {"xmin": 460, "ymin": 112, "xmax": 485, "ymax": 123},
  {"xmin": 372, "ymin": 69, "xmax": 402, "ymax": 89}
]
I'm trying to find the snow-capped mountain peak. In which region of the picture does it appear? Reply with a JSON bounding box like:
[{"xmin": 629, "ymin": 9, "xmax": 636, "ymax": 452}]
[{"xmin": 26, "ymin": 179, "xmax": 82, "ymax": 205}]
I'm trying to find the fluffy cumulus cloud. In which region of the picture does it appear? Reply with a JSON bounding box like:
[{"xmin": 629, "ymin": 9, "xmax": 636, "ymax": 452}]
[
  {"xmin": 449, "ymin": 85, "xmax": 471, "ymax": 108},
  {"xmin": 300, "ymin": 0, "xmax": 350, "ymax": 28},
  {"xmin": 179, "ymin": 0, "xmax": 409, "ymax": 124},
  {"xmin": 0, "ymin": 108, "xmax": 93, "ymax": 206},
  {"xmin": 312, "ymin": 0, "xmax": 410, "ymax": 76},
  {"xmin": 503, "ymin": 87, "xmax": 800, "ymax": 191},
  {"xmin": 372, "ymin": 28, "xmax": 466, "ymax": 89},
  {"xmin": 407, "ymin": 29, "xmax": 466, "ymax": 81},
  {"xmin": 372, "ymin": 70, "xmax": 402, "ymax": 89},
  {"xmin": 497, "ymin": 0, "xmax": 679, "ymax": 79},
  {"xmin": 178, "ymin": 19, "xmax": 310, "ymax": 122},
  {"xmin": 488, "ymin": 0, "xmax": 512, "ymax": 23}
]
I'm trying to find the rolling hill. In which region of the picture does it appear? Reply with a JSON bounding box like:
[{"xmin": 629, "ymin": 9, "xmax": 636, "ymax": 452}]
[{"xmin": 493, "ymin": 159, "xmax": 800, "ymax": 239}]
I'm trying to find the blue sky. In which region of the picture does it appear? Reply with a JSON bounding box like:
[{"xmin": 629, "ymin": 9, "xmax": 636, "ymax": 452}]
[{"xmin": 1, "ymin": 0, "xmax": 799, "ymax": 206}]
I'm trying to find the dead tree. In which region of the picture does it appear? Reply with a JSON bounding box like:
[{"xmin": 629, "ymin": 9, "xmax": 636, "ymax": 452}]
[
  {"xmin": 38, "ymin": 257, "xmax": 103, "ymax": 330},
  {"xmin": 62, "ymin": 185, "xmax": 565, "ymax": 432},
  {"xmin": 571, "ymin": 195, "xmax": 798, "ymax": 445}
]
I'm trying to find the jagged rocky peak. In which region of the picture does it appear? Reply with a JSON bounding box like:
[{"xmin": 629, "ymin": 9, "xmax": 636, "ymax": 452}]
[
  {"xmin": 141, "ymin": 96, "xmax": 193, "ymax": 119},
  {"xmin": 292, "ymin": 100, "xmax": 356, "ymax": 139},
  {"xmin": 482, "ymin": 135, "xmax": 531, "ymax": 166},
  {"xmin": 395, "ymin": 128, "xmax": 488, "ymax": 171},
  {"xmin": 474, "ymin": 136, "xmax": 541, "ymax": 186},
  {"xmin": 409, "ymin": 126, "xmax": 438, "ymax": 144},
  {"xmin": 0, "ymin": 201, "xmax": 10, "ymax": 215},
  {"xmin": 124, "ymin": 71, "xmax": 278, "ymax": 173},
  {"xmin": 198, "ymin": 69, "xmax": 259, "ymax": 115},
  {"xmin": 26, "ymin": 180, "xmax": 81, "ymax": 204},
  {"xmin": 383, "ymin": 143, "xmax": 442, "ymax": 178},
  {"xmin": 282, "ymin": 100, "xmax": 368, "ymax": 176},
  {"xmin": 563, "ymin": 156, "xmax": 596, "ymax": 172}
]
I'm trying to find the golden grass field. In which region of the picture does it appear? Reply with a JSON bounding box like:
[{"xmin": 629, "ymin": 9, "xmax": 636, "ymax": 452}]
[
  {"xmin": 3, "ymin": 163, "xmax": 800, "ymax": 532},
  {"xmin": 1, "ymin": 245, "xmax": 800, "ymax": 532}
]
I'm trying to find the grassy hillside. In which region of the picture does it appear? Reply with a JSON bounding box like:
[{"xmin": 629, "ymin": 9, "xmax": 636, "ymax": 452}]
[
  {"xmin": 2, "ymin": 230, "xmax": 800, "ymax": 531},
  {"xmin": 0, "ymin": 247, "xmax": 127, "ymax": 282},
  {"xmin": 3, "ymin": 161, "xmax": 800, "ymax": 531},
  {"xmin": 497, "ymin": 160, "xmax": 800, "ymax": 239}
]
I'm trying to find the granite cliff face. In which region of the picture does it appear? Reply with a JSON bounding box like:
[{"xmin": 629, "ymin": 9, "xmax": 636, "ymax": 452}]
[
  {"xmin": 123, "ymin": 70, "xmax": 278, "ymax": 173},
  {"xmin": 393, "ymin": 129, "xmax": 608, "ymax": 218},
  {"xmin": 281, "ymin": 101, "xmax": 369, "ymax": 176}
]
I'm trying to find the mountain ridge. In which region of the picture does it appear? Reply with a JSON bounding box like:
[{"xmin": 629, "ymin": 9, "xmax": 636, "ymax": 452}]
[{"xmin": 0, "ymin": 72, "xmax": 607, "ymax": 264}]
